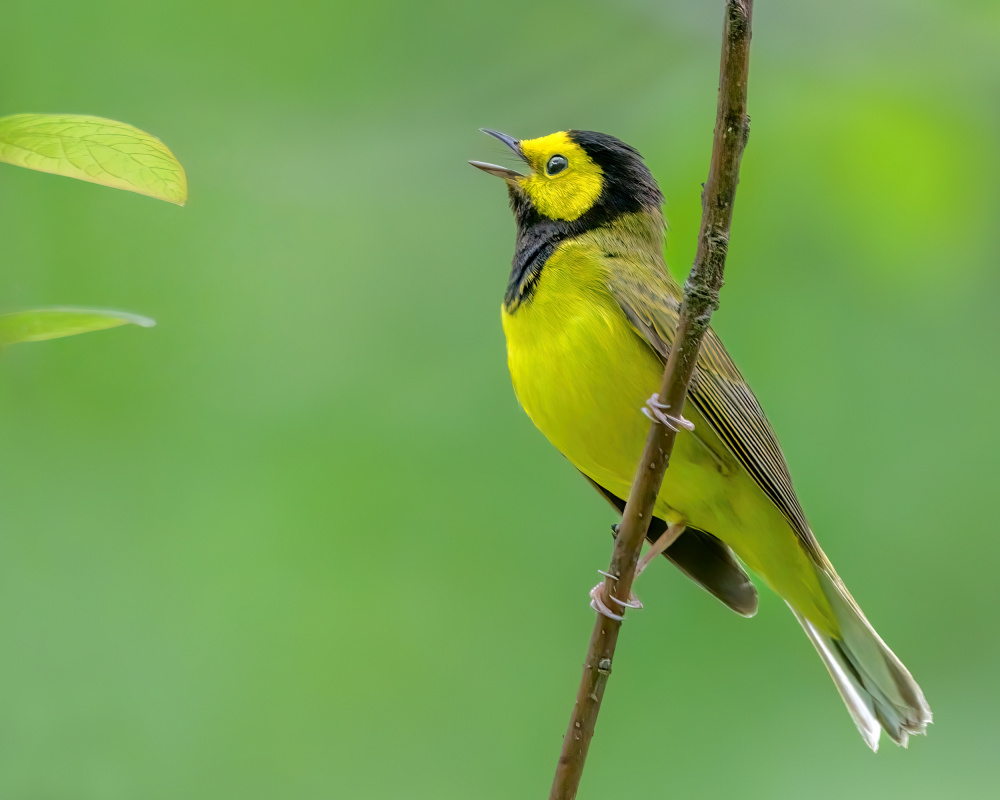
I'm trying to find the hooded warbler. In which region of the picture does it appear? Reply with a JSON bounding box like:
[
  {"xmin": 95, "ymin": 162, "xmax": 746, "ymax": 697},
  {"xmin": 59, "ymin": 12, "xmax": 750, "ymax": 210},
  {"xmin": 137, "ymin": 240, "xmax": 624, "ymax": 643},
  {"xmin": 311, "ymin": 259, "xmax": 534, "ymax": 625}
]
[{"xmin": 470, "ymin": 128, "xmax": 931, "ymax": 751}]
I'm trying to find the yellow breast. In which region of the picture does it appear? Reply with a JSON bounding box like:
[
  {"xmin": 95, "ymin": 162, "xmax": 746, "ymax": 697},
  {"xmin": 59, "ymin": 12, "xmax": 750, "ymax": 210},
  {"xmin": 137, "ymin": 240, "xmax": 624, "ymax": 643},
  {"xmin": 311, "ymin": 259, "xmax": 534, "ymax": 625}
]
[{"xmin": 502, "ymin": 238, "xmax": 674, "ymax": 507}]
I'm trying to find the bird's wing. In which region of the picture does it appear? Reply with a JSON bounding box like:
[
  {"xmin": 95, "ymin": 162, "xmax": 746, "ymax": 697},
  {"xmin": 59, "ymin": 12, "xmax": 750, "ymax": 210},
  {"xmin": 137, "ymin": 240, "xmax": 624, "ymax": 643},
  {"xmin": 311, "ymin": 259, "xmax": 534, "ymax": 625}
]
[
  {"xmin": 609, "ymin": 268, "xmax": 821, "ymax": 558},
  {"xmin": 582, "ymin": 472, "xmax": 758, "ymax": 617}
]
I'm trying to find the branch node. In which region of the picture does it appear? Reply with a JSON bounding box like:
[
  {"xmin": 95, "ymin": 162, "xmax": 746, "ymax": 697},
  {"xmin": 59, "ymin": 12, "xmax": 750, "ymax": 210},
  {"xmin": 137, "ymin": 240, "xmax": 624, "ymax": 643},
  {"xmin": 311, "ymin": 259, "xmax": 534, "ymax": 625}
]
[
  {"xmin": 727, "ymin": 0, "xmax": 750, "ymax": 38},
  {"xmin": 682, "ymin": 277, "xmax": 722, "ymax": 314}
]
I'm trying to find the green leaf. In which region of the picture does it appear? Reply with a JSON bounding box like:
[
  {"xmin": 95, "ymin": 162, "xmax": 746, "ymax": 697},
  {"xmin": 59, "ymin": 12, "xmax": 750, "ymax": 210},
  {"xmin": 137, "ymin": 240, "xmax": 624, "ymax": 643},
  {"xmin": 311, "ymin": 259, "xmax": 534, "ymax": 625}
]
[
  {"xmin": 0, "ymin": 307, "xmax": 155, "ymax": 346},
  {"xmin": 0, "ymin": 114, "xmax": 187, "ymax": 204}
]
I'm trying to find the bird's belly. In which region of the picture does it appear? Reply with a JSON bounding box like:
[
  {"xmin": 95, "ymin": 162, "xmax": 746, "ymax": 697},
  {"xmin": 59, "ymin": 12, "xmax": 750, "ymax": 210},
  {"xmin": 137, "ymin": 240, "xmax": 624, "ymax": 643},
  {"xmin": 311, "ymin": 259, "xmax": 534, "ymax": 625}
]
[{"xmin": 502, "ymin": 290, "xmax": 732, "ymax": 528}]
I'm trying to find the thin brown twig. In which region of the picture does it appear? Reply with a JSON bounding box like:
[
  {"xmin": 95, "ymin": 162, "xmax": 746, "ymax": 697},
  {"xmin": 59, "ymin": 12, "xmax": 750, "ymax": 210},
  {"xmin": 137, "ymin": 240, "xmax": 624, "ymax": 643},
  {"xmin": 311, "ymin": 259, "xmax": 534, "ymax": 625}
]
[{"xmin": 548, "ymin": 2, "xmax": 754, "ymax": 798}]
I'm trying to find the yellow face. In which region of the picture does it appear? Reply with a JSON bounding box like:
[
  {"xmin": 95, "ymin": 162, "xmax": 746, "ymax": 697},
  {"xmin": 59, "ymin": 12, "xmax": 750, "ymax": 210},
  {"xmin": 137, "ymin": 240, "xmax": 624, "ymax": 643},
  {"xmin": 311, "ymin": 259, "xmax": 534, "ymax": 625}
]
[{"xmin": 516, "ymin": 132, "xmax": 604, "ymax": 222}]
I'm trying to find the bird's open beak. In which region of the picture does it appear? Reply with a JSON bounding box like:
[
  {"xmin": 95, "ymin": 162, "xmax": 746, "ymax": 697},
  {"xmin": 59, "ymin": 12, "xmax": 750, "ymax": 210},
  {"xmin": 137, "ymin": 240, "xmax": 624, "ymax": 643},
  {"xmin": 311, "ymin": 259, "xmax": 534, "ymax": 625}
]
[{"xmin": 469, "ymin": 128, "xmax": 526, "ymax": 180}]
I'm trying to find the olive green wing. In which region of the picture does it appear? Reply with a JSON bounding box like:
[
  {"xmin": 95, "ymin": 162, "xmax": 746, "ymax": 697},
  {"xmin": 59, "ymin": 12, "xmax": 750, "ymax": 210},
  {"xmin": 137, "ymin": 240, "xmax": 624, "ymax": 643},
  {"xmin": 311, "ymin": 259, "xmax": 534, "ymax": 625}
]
[{"xmin": 609, "ymin": 269, "xmax": 821, "ymax": 559}]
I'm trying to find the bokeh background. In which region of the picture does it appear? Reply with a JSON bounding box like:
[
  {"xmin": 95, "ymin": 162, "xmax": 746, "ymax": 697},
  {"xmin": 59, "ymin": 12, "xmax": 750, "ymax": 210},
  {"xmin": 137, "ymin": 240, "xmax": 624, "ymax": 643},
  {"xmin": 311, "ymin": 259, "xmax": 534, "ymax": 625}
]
[{"xmin": 1, "ymin": 0, "xmax": 998, "ymax": 797}]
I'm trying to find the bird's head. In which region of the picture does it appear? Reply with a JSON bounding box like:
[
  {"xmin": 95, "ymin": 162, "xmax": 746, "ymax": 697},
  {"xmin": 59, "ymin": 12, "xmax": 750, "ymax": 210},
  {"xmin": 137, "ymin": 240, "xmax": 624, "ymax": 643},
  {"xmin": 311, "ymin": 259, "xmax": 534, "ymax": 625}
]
[{"xmin": 470, "ymin": 129, "xmax": 663, "ymax": 226}]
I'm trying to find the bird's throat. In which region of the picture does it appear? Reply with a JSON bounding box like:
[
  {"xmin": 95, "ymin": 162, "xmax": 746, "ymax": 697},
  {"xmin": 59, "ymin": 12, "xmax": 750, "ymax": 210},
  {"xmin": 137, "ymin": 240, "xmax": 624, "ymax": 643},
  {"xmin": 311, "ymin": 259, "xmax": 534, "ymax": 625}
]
[
  {"xmin": 504, "ymin": 202, "xmax": 666, "ymax": 314},
  {"xmin": 505, "ymin": 218, "xmax": 569, "ymax": 312}
]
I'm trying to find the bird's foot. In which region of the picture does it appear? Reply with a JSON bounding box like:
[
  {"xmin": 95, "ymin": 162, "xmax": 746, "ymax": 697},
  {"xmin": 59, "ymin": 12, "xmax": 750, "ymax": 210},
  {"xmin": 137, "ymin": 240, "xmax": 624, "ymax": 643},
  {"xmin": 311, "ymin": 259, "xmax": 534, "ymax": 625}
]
[
  {"xmin": 634, "ymin": 521, "xmax": 688, "ymax": 579},
  {"xmin": 590, "ymin": 572, "xmax": 642, "ymax": 621},
  {"xmin": 642, "ymin": 393, "xmax": 694, "ymax": 432}
]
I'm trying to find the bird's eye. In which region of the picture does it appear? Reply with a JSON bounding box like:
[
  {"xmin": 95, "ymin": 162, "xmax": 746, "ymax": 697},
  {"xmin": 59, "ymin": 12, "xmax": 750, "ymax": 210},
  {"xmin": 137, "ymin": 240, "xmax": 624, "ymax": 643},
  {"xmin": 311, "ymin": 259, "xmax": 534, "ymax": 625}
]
[{"xmin": 546, "ymin": 155, "xmax": 568, "ymax": 175}]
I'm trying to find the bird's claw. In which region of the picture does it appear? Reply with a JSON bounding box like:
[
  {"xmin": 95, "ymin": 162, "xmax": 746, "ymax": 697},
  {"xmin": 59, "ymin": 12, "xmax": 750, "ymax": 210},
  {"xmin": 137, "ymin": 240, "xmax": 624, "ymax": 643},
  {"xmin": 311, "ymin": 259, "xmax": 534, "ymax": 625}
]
[
  {"xmin": 590, "ymin": 571, "xmax": 643, "ymax": 621},
  {"xmin": 642, "ymin": 392, "xmax": 694, "ymax": 432},
  {"xmin": 609, "ymin": 592, "xmax": 643, "ymax": 610},
  {"xmin": 590, "ymin": 584, "xmax": 625, "ymax": 620}
]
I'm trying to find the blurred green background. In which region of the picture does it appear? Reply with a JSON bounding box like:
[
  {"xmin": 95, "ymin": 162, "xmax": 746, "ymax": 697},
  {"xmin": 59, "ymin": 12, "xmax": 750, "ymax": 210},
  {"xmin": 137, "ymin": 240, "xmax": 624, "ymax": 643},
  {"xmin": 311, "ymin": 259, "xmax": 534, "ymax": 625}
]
[{"xmin": 1, "ymin": 0, "xmax": 998, "ymax": 797}]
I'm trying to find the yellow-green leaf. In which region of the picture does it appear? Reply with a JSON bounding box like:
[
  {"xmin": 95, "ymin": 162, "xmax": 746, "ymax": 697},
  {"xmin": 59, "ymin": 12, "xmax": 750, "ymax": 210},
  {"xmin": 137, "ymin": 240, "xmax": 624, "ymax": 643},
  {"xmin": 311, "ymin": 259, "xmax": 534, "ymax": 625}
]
[
  {"xmin": 0, "ymin": 307, "xmax": 155, "ymax": 346},
  {"xmin": 0, "ymin": 114, "xmax": 187, "ymax": 204}
]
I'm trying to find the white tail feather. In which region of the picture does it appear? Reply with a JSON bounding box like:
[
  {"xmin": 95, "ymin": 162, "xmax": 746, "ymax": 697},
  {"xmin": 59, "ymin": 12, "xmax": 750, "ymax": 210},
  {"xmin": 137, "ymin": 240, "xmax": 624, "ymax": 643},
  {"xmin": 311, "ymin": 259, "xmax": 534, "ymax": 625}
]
[
  {"xmin": 793, "ymin": 607, "xmax": 882, "ymax": 751},
  {"xmin": 792, "ymin": 568, "xmax": 932, "ymax": 751}
]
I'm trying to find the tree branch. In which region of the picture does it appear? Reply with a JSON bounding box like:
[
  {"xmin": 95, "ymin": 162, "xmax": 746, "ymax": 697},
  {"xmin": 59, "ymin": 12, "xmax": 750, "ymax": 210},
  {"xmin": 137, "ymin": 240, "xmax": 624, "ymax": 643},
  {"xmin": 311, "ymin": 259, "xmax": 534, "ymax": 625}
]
[{"xmin": 548, "ymin": 3, "xmax": 754, "ymax": 798}]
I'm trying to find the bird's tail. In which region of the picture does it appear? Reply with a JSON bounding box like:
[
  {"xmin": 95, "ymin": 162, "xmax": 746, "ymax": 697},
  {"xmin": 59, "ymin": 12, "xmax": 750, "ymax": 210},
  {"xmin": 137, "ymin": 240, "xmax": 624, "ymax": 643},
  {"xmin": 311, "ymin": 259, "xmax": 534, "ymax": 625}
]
[{"xmin": 790, "ymin": 567, "xmax": 932, "ymax": 751}]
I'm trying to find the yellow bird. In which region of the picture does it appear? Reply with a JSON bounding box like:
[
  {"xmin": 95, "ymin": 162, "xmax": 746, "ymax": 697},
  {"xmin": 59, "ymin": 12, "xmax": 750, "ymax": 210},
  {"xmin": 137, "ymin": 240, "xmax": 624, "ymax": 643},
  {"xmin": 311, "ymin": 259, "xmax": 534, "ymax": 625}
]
[{"xmin": 471, "ymin": 128, "xmax": 931, "ymax": 750}]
